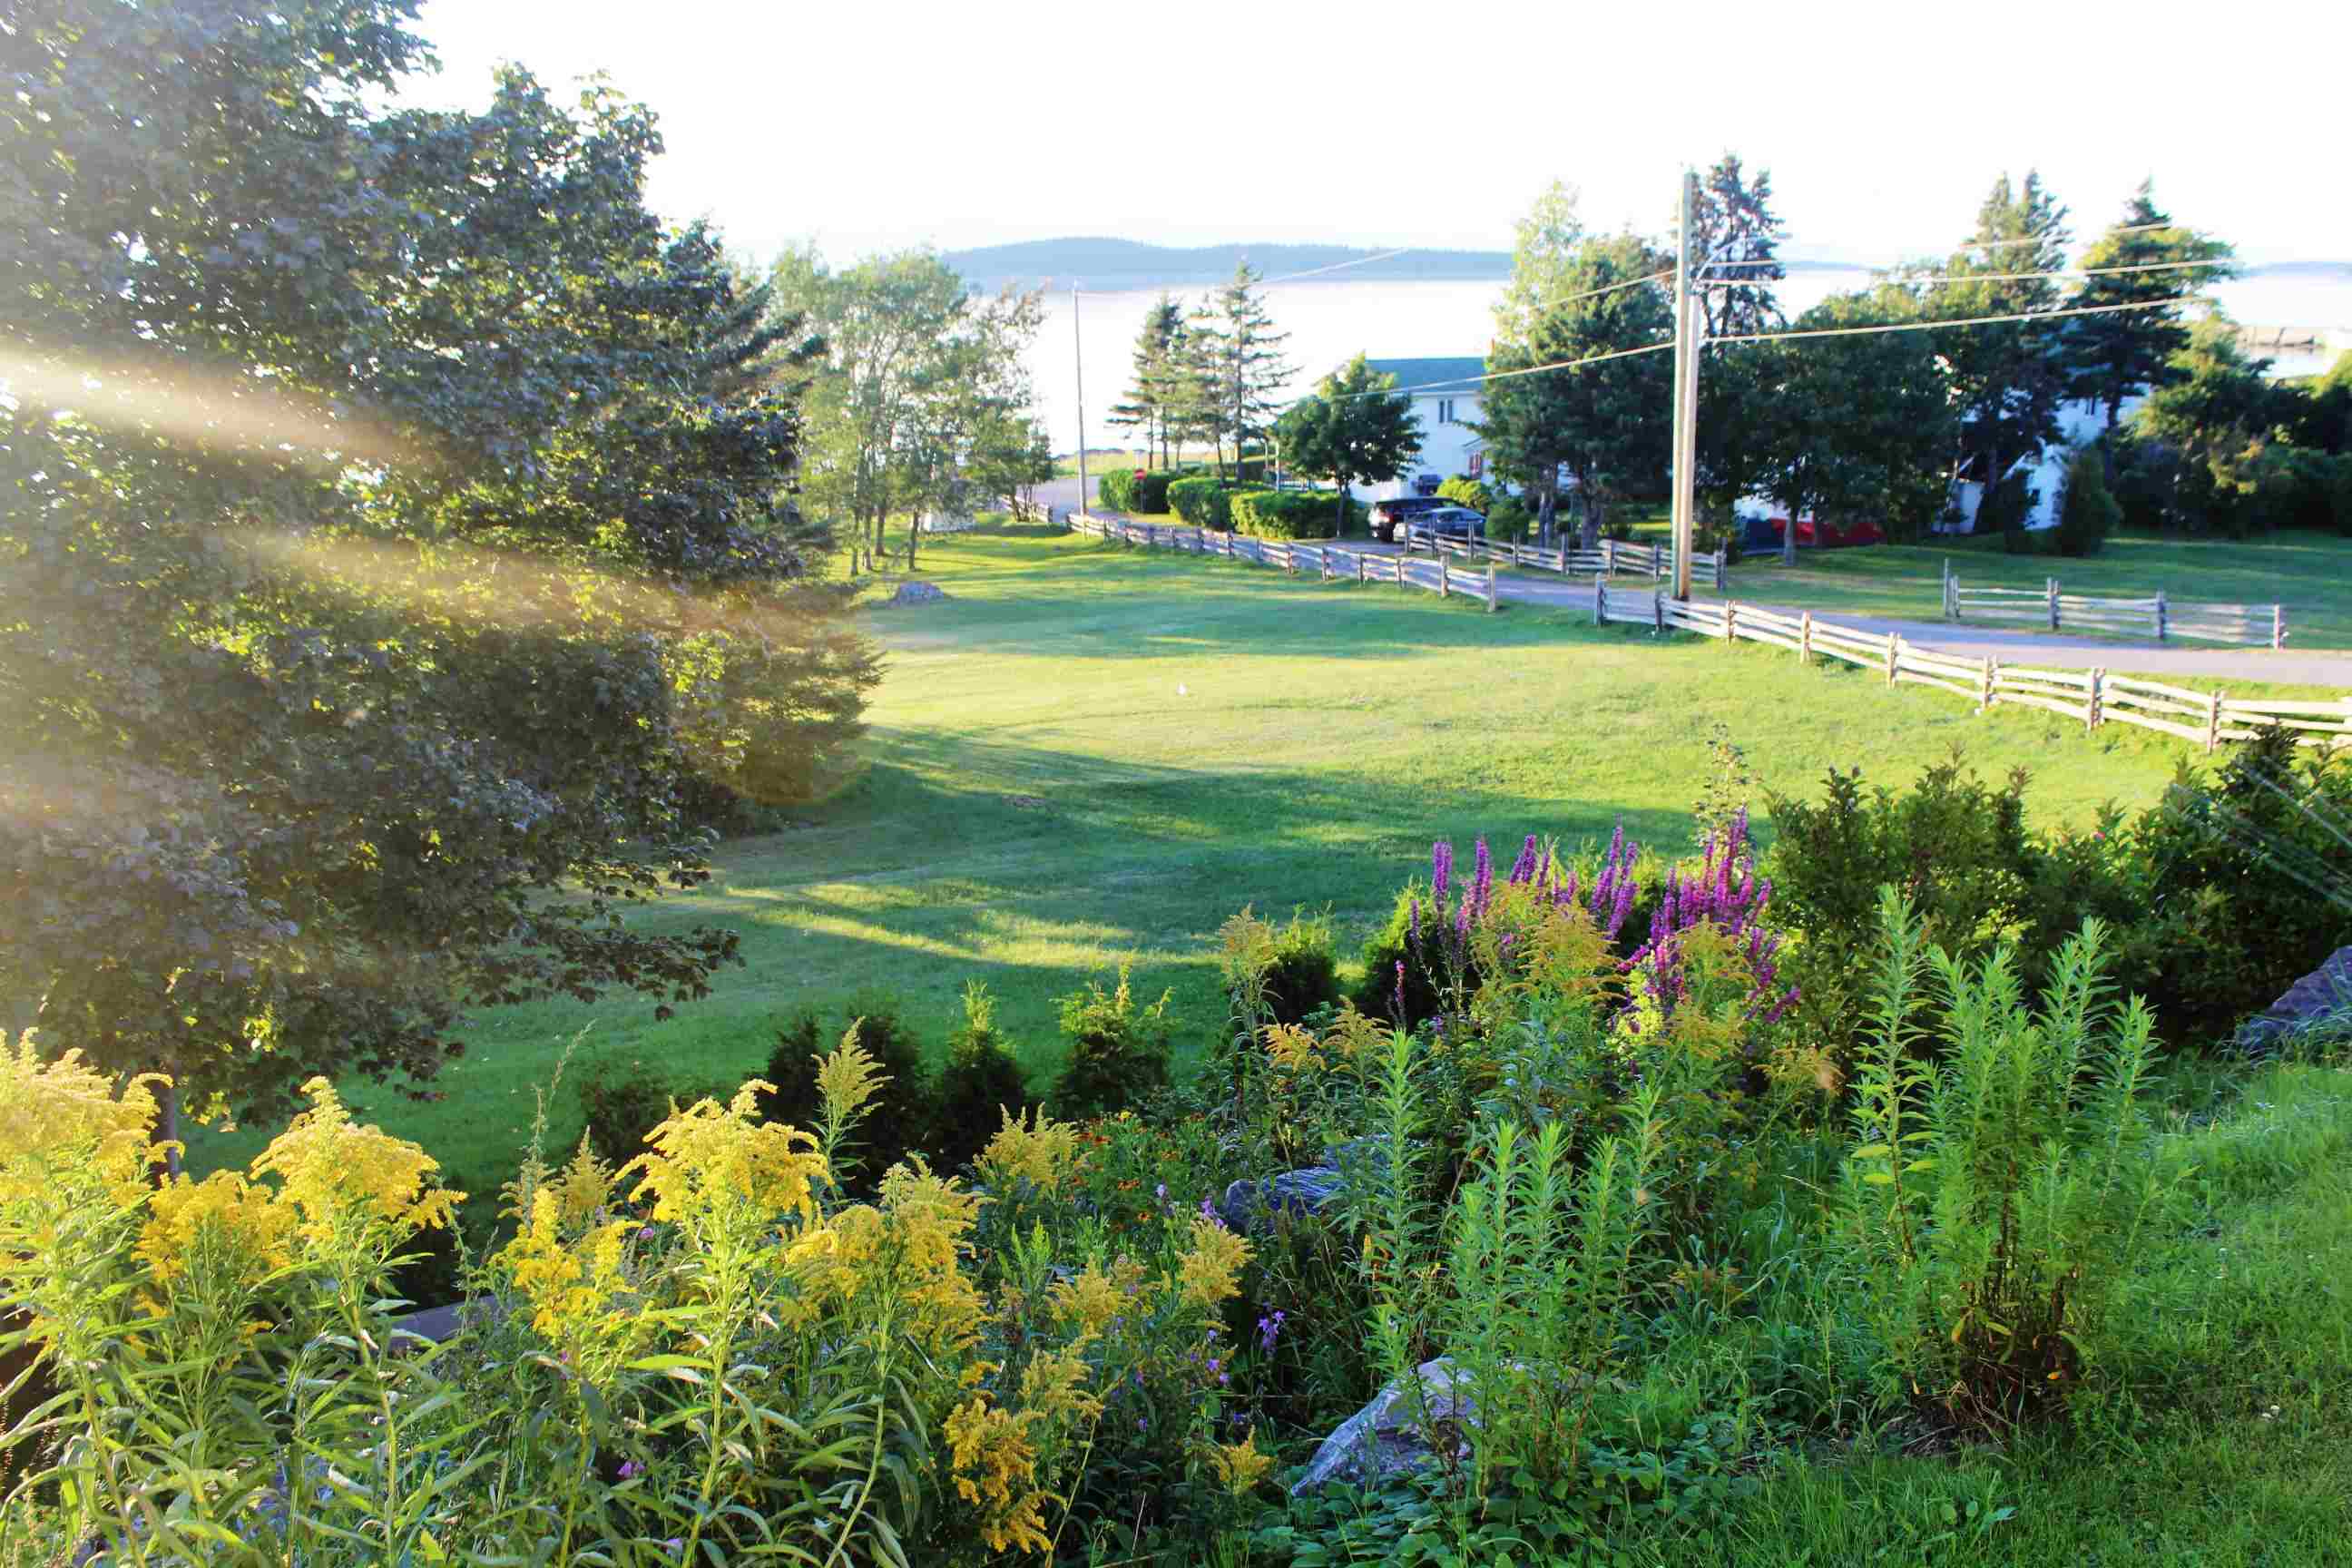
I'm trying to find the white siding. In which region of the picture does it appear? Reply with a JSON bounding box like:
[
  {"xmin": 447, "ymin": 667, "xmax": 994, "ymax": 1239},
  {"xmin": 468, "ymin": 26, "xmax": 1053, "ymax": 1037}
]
[{"xmin": 1364, "ymin": 392, "xmax": 1484, "ymax": 500}]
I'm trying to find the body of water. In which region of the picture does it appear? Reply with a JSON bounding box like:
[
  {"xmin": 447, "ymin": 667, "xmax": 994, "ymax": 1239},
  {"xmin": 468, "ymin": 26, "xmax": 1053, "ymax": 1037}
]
[{"xmin": 1030, "ymin": 271, "xmax": 2352, "ymax": 455}]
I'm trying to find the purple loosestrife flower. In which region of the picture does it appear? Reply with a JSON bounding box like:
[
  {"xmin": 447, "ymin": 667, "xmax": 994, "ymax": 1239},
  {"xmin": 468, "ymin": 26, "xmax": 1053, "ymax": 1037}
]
[
  {"xmin": 1431, "ymin": 840, "xmax": 1453, "ymax": 907},
  {"xmin": 1508, "ymin": 834, "xmax": 1540, "ymax": 886},
  {"xmin": 1471, "ymin": 838, "xmax": 1494, "ymax": 920},
  {"xmin": 1408, "ymin": 894, "xmax": 1420, "ymax": 941},
  {"xmin": 1392, "ymin": 961, "xmax": 1406, "ymax": 1022}
]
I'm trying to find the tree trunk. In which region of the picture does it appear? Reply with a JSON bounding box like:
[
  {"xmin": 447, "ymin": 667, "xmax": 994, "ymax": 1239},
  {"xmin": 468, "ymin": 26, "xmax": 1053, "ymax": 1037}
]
[
  {"xmin": 1578, "ymin": 483, "xmax": 1602, "ymax": 552},
  {"xmin": 1333, "ymin": 484, "xmax": 1348, "ymax": 537},
  {"xmin": 1535, "ymin": 477, "xmax": 1556, "ymax": 548},
  {"xmin": 906, "ymin": 513, "xmax": 919, "ymax": 574}
]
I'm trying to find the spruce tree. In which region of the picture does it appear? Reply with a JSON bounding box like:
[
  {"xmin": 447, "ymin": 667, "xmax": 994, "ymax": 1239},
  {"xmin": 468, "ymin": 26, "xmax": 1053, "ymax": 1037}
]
[
  {"xmin": 1194, "ymin": 263, "xmax": 1294, "ymax": 481},
  {"xmin": 2063, "ymin": 181, "xmax": 2234, "ymax": 466},
  {"xmin": 1107, "ymin": 294, "xmax": 1186, "ymax": 468},
  {"xmin": 1928, "ymin": 172, "xmax": 2073, "ymax": 534}
]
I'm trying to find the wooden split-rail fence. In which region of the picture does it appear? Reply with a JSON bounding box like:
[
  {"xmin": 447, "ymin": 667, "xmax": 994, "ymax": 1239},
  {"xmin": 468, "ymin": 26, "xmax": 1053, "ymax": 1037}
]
[
  {"xmin": 1943, "ymin": 564, "xmax": 2287, "ymax": 648},
  {"xmin": 1404, "ymin": 530, "xmax": 1727, "ymax": 591},
  {"xmin": 1594, "ymin": 581, "xmax": 2348, "ymax": 753},
  {"xmin": 1069, "ymin": 513, "xmax": 1500, "ymax": 609}
]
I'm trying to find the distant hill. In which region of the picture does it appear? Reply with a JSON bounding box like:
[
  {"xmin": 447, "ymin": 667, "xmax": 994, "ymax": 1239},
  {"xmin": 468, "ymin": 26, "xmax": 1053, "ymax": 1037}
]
[{"xmin": 940, "ymin": 239, "xmax": 1512, "ymax": 293}]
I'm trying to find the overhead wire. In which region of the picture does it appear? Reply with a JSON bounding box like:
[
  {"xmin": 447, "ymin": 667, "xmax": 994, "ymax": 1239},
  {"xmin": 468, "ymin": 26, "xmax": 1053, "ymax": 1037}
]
[
  {"xmin": 1706, "ymin": 256, "xmax": 2232, "ymax": 290},
  {"xmin": 1707, "ymin": 293, "xmax": 2210, "ymax": 348}
]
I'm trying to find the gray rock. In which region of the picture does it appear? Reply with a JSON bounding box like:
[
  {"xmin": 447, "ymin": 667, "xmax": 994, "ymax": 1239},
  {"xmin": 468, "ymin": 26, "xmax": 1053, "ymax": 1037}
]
[
  {"xmin": 1290, "ymin": 1357, "xmax": 1484, "ymax": 1495},
  {"xmin": 1219, "ymin": 1166, "xmax": 1346, "ymax": 1233},
  {"xmin": 2238, "ymin": 946, "xmax": 2352, "ymax": 1055},
  {"xmin": 884, "ymin": 579, "xmax": 947, "ymax": 606}
]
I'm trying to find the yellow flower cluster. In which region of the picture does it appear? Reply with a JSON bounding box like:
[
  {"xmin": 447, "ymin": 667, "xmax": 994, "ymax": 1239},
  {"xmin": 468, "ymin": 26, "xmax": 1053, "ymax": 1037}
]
[
  {"xmin": 1173, "ymin": 1214, "xmax": 1252, "ymax": 1312},
  {"xmin": 786, "ymin": 1163, "xmax": 986, "ymax": 1350},
  {"xmin": 545, "ymin": 1134, "xmax": 615, "ymax": 1229},
  {"xmin": 250, "ymin": 1078, "xmax": 462, "ymax": 1243},
  {"xmin": 945, "ymin": 1396, "xmax": 1052, "ymax": 1555},
  {"xmin": 815, "ymin": 1032, "xmax": 888, "ymax": 1130},
  {"xmin": 0, "ymin": 1036, "xmax": 166, "ymax": 1206},
  {"xmin": 499, "ymin": 1188, "xmax": 635, "ymax": 1348},
  {"xmin": 136, "ymin": 1171, "xmax": 294, "ymax": 1296},
  {"xmin": 978, "ymin": 1107, "xmax": 1083, "ymax": 1195},
  {"xmin": 621, "ymin": 1082, "xmax": 827, "ymax": 1230},
  {"xmin": 1263, "ymin": 1024, "xmax": 1322, "ymax": 1077},
  {"xmin": 1206, "ymin": 1429, "xmax": 1277, "ymax": 1496},
  {"xmin": 1045, "ymin": 1256, "xmax": 1146, "ymax": 1340}
]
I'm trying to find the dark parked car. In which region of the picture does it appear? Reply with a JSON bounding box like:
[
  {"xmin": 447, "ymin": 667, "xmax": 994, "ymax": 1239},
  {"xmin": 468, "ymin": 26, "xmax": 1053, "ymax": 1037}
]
[
  {"xmin": 1368, "ymin": 495, "xmax": 1449, "ymax": 544},
  {"xmin": 1399, "ymin": 505, "xmax": 1486, "ymax": 547}
]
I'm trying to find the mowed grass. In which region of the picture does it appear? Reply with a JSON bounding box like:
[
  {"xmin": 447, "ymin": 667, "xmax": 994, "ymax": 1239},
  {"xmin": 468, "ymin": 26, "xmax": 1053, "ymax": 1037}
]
[
  {"xmin": 1715, "ymin": 529, "xmax": 2352, "ymax": 648},
  {"xmin": 189, "ymin": 525, "xmax": 2221, "ymax": 1187}
]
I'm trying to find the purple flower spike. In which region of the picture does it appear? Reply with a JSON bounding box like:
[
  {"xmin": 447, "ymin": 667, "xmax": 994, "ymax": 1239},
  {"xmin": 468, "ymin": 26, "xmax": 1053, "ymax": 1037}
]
[
  {"xmin": 1392, "ymin": 960, "xmax": 1406, "ymax": 1022},
  {"xmin": 1431, "ymin": 840, "xmax": 1454, "ymax": 906}
]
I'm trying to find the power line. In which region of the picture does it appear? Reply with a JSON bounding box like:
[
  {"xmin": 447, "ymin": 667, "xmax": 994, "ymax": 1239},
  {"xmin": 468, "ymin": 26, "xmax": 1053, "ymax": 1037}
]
[
  {"xmin": 1706, "ymin": 256, "xmax": 2232, "ymax": 290},
  {"xmin": 1958, "ymin": 220, "xmax": 2178, "ymax": 251},
  {"xmin": 1708, "ymin": 293, "xmax": 2209, "ymax": 348},
  {"xmin": 1259, "ymin": 249, "xmax": 1413, "ymax": 285},
  {"xmin": 1329, "ymin": 338, "xmax": 1676, "ymax": 402}
]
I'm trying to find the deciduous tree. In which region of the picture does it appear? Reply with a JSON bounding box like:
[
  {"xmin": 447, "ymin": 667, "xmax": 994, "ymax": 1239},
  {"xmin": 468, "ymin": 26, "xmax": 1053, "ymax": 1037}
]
[
  {"xmin": 1274, "ymin": 357, "xmax": 1424, "ymax": 534},
  {"xmin": 2063, "ymin": 181, "xmax": 2235, "ymax": 465}
]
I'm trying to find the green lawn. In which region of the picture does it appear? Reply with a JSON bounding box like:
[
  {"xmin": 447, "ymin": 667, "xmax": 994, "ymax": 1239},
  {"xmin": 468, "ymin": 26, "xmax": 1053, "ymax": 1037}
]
[
  {"xmin": 1717, "ymin": 530, "xmax": 2352, "ymax": 649},
  {"xmin": 191, "ymin": 524, "xmax": 2234, "ymax": 1191}
]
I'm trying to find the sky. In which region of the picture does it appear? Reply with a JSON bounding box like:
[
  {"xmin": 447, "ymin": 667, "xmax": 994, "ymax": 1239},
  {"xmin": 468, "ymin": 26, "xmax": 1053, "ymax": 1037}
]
[{"xmin": 410, "ymin": 0, "xmax": 2348, "ymax": 270}]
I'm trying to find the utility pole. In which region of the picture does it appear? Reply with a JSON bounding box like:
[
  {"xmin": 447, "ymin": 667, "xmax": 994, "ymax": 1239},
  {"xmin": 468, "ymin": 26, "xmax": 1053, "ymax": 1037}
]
[
  {"xmin": 1073, "ymin": 281, "xmax": 1089, "ymax": 521},
  {"xmin": 1671, "ymin": 168, "xmax": 1700, "ymax": 602}
]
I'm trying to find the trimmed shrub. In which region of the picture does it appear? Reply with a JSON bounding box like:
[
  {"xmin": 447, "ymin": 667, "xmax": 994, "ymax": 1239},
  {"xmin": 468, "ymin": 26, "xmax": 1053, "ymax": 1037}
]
[
  {"xmin": 1167, "ymin": 475, "xmax": 1232, "ymax": 530},
  {"xmin": 2053, "ymin": 446, "xmax": 2120, "ymax": 556},
  {"xmin": 1096, "ymin": 468, "xmax": 1140, "ymax": 513},
  {"xmin": 1050, "ymin": 960, "xmax": 1173, "ymax": 1118},
  {"xmin": 1436, "ymin": 475, "xmax": 1494, "ymax": 514},
  {"xmin": 1130, "ymin": 468, "xmax": 1178, "ymax": 514},
  {"xmin": 1486, "ymin": 495, "xmax": 1533, "ymax": 543},
  {"xmin": 932, "ymin": 981, "xmax": 1031, "ymax": 1172},
  {"xmin": 1259, "ymin": 906, "xmax": 1344, "ymax": 1027},
  {"xmin": 1230, "ymin": 488, "xmax": 1338, "ymax": 540},
  {"xmin": 759, "ymin": 996, "xmax": 937, "ymax": 1186}
]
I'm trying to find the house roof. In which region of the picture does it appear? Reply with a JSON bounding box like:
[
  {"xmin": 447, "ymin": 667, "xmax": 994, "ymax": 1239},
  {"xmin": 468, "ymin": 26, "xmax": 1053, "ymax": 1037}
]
[{"xmin": 1358, "ymin": 357, "xmax": 1487, "ymax": 397}]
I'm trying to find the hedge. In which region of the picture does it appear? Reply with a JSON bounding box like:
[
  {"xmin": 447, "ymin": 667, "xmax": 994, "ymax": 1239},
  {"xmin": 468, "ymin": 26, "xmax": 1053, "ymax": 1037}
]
[
  {"xmin": 1167, "ymin": 476, "xmax": 1233, "ymax": 530},
  {"xmin": 1231, "ymin": 488, "xmax": 1339, "ymax": 540},
  {"xmin": 1436, "ymin": 475, "xmax": 1494, "ymax": 514},
  {"xmin": 1096, "ymin": 469, "xmax": 1139, "ymax": 512},
  {"xmin": 1132, "ymin": 469, "xmax": 1178, "ymax": 514}
]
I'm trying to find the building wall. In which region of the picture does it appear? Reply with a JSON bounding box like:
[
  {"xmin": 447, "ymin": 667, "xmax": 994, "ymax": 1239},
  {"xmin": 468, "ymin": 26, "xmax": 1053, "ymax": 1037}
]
[{"xmin": 1362, "ymin": 393, "xmax": 1484, "ymax": 500}]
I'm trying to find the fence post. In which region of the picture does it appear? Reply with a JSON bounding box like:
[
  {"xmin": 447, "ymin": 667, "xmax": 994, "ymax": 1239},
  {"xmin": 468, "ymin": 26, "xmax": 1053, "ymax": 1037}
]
[
  {"xmin": 1485, "ymin": 564, "xmax": 1496, "ymax": 611},
  {"xmin": 1724, "ymin": 600, "xmax": 1740, "ymax": 645},
  {"xmin": 1357, "ymin": 554, "xmax": 1367, "ymax": 586},
  {"xmin": 1653, "ymin": 588, "xmax": 1665, "ymax": 632},
  {"xmin": 1714, "ymin": 552, "xmax": 1726, "ymax": 593},
  {"xmin": 1593, "ymin": 575, "xmax": 1604, "ymax": 624},
  {"xmin": 1980, "ymin": 656, "xmax": 1995, "ymax": 710},
  {"xmin": 2086, "ymin": 666, "xmax": 2104, "ymax": 732},
  {"xmin": 1885, "ymin": 633, "xmax": 1898, "ymax": 684},
  {"xmin": 2206, "ymin": 690, "xmax": 2224, "ymax": 753},
  {"xmin": 2274, "ymin": 604, "xmax": 2285, "ymax": 649},
  {"xmin": 2156, "ymin": 588, "xmax": 2167, "ymax": 642},
  {"xmin": 1439, "ymin": 563, "xmax": 1448, "ymax": 599},
  {"xmin": 1653, "ymin": 546, "xmax": 1664, "ymax": 583},
  {"xmin": 1798, "ymin": 610, "xmax": 1813, "ymax": 664},
  {"xmin": 1602, "ymin": 538, "xmax": 1616, "ymax": 577},
  {"xmin": 2047, "ymin": 576, "xmax": 2059, "ymax": 632}
]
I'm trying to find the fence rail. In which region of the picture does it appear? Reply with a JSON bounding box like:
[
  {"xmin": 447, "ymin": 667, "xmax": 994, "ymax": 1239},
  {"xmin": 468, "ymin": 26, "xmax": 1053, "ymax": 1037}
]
[
  {"xmin": 1070, "ymin": 513, "xmax": 1499, "ymax": 610},
  {"xmin": 1404, "ymin": 531, "xmax": 1726, "ymax": 591},
  {"xmin": 1943, "ymin": 565, "xmax": 2286, "ymax": 648},
  {"xmin": 1067, "ymin": 514, "xmax": 2345, "ymax": 753}
]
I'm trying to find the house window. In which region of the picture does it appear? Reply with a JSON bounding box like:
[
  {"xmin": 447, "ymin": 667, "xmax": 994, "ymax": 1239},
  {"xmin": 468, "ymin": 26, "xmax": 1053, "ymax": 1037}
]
[
  {"xmin": 1467, "ymin": 451, "xmax": 1484, "ymax": 479},
  {"xmin": 1437, "ymin": 397, "xmax": 1455, "ymax": 425}
]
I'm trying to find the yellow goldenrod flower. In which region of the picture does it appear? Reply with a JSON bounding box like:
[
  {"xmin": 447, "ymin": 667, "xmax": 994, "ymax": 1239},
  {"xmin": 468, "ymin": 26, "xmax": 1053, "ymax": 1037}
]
[
  {"xmin": 814, "ymin": 1030, "xmax": 888, "ymax": 1128},
  {"xmin": 546, "ymin": 1133, "xmax": 614, "ymax": 1230},
  {"xmin": 0, "ymin": 1034, "xmax": 167, "ymax": 1206},
  {"xmin": 977, "ymin": 1106, "xmax": 1083, "ymax": 1195},
  {"xmin": 1016, "ymin": 1345, "xmax": 1102, "ymax": 1423},
  {"xmin": 1173, "ymin": 1213, "xmax": 1252, "ymax": 1312},
  {"xmin": 249, "ymin": 1078, "xmax": 462, "ymax": 1244},
  {"xmin": 1045, "ymin": 1257, "xmax": 1147, "ymax": 1341},
  {"xmin": 136, "ymin": 1170, "xmax": 294, "ymax": 1293},
  {"xmin": 620, "ymin": 1081, "xmax": 827, "ymax": 1231},
  {"xmin": 1262, "ymin": 1024, "xmax": 1321, "ymax": 1076},
  {"xmin": 1207, "ymin": 1429, "xmax": 1277, "ymax": 1496},
  {"xmin": 945, "ymin": 1396, "xmax": 1052, "ymax": 1555}
]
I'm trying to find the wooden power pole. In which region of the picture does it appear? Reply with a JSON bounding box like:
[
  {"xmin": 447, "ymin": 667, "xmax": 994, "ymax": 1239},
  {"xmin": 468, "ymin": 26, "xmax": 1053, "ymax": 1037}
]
[
  {"xmin": 1670, "ymin": 169, "xmax": 1700, "ymax": 602},
  {"xmin": 1073, "ymin": 281, "xmax": 1089, "ymax": 522}
]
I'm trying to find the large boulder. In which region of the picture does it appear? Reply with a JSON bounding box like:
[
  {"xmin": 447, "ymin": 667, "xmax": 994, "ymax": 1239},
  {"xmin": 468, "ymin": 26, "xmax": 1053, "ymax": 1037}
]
[
  {"xmin": 1219, "ymin": 1166, "xmax": 1345, "ymax": 1233},
  {"xmin": 1290, "ymin": 1357, "xmax": 1484, "ymax": 1495},
  {"xmin": 885, "ymin": 579, "xmax": 947, "ymax": 607},
  {"xmin": 2238, "ymin": 946, "xmax": 2352, "ymax": 1054}
]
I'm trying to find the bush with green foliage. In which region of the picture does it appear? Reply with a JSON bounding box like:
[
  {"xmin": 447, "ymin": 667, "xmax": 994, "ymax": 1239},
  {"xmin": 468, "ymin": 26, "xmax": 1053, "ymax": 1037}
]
[
  {"xmin": 1436, "ymin": 475, "xmax": 1494, "ymax": 514},
  {"xmin": 1231, "ymin": 488, "xmax": 1338, "ymax": 540},
  {"xmin": 1050, "ymin": 959, "xmax": 1175, "ymax": 1117},
  {"xmin": 931, "ymin": 981, "xmax": 1031, "ymax": 1172},
  {"xmin": 758, "ymin": 997, "xmax": 936, "ymax": 1185},
  {"xmin": 1131, "ymin": 468, "xmax": 1180, "ymax": 514},
  {"xmin": 1486, "ymin": 495, "xmax": 1533, "ymax": 543},
  {"xmin": 2053, "ymin": 446, "xmax": 2120, "ymax": 555},
  {"xmin": 1096, "ymin": 468, "xmax": 1141, "ymax": 512},
  {"xmin": 573, "ymin": 1050, "xmax": 731, "ymax": 1168},
  {"xmin": 1841, "ymin": 891, "xmax": 2174, "ymax": 1426},
  {"xmin": 1167, "ymin": 475, "xmax": 1234, "ymax": 530}
]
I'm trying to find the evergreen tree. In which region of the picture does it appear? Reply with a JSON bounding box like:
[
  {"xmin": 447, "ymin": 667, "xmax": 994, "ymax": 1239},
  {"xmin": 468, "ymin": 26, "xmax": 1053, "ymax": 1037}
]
[
  {"xmin": 1108, "ymin": 295, "xmax": 1185, "ymax": 468},
  {"xmin": 1191, "ymin": 263, "xmax": 1294, "ymax": 480},
  {"xmin": 1691, "ymin": 152, "xmax": 1788, "ymax": 338},
  {"xmin": 1761, "ymin": 286, "xmax": 1957, "ymax": 545},
  {"xmin": 1928, "ymin": 172, "xmax": 2073, "ymax": 534},
  {"xmin": 1274, "ymin": 356, "xmax": 1425, "ymax": 533},
  {"xmin": 2063, "ymin": 181, "xmax": 2235, "ymax": 463}
]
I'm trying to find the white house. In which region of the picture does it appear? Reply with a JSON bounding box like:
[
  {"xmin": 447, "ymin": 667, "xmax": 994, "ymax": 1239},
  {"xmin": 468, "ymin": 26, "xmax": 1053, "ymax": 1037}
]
[{"xmin": 1350, "ymin": 358, "xmax": 1487, "ymax": 501}]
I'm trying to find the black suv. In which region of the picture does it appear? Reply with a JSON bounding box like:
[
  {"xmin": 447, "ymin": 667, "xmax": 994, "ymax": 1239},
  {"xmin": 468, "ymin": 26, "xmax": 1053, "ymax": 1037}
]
[{"xmin": 1369, "ymin": 495, "xmax": 1449, "ymax": 544}]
